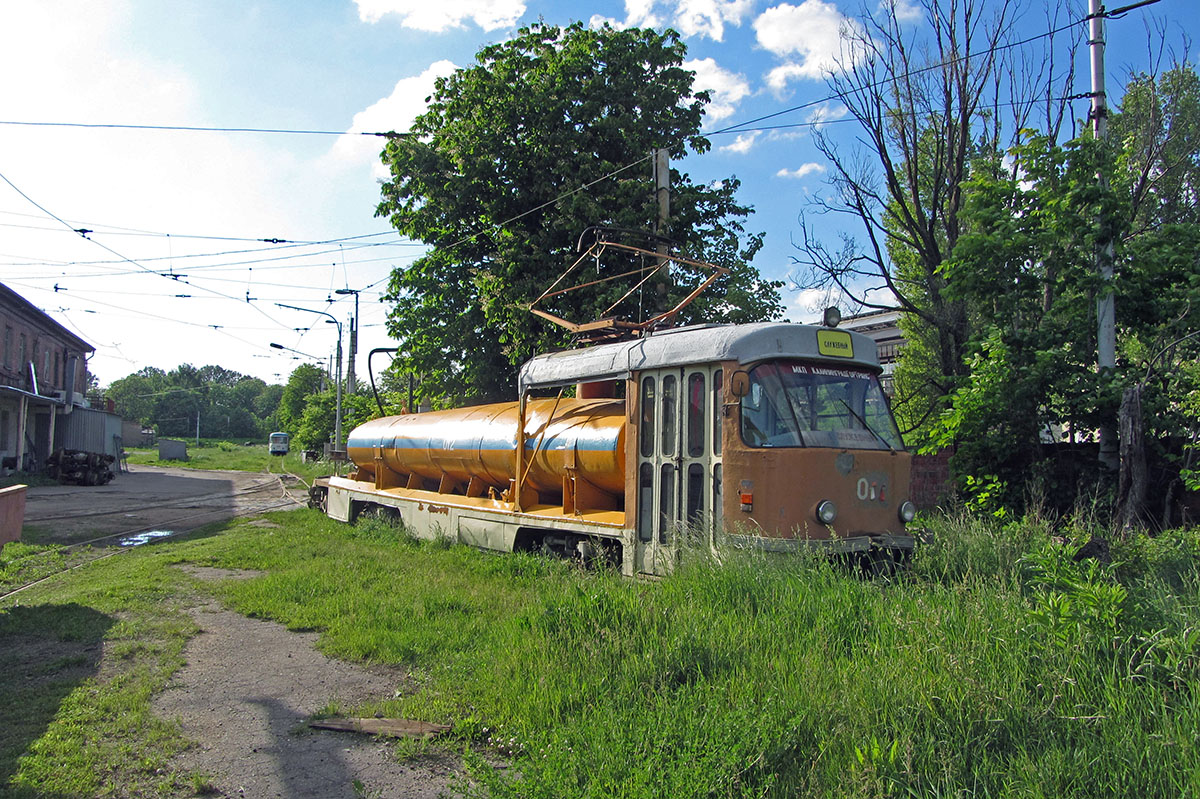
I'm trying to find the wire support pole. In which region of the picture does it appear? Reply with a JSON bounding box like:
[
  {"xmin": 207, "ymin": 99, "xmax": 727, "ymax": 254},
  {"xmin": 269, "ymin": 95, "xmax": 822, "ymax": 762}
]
[{"xmin": 1089, "ymin": 0, "xmax": 1118, "ymax": 470}]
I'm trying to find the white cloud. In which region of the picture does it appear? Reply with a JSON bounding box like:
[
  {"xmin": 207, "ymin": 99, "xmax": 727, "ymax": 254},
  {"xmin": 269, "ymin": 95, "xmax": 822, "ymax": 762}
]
[
  {"xmin": 806, "ymin": 101, "xmax": 849, "ymax": 128},
  {"xmin": 686, "ymin": 58, "xmax": 750, "ymax": 122},
  {"xmin": 328, "ymin": 60, "xmax": 458, "ymax": 177},
  {"xmin": 718, "ymin": 131, "xmax": 761, "ymax": 154},
  {"xmin": 591, "ymin": 0, "xmax": 752, "ymax": 41},
  {"xmin": 789, "ymin": 285, "xmax": 899, "ymax": 321},
  {"xmin": 0, "ymin": 2, "xmax": 402, "ymax": 385},
  {"xmin": 755, "ymin": 1, "xmax": 865, "ymax": 90},
  {"xmin": 790, "ymin": 288, "xmax": 833, "ymax": 321},
  {"xmin": 776, "ymin": 162, "xmax": 826, "ymax": 179},
  {"xmin": 674, "ymin": 0, "xmax": 755, "ymax": 41},
  {"xmin": 589, "ymin": 0, "xmax": 662, "ymax": 30},
  {"xmin": 355, "ymin": 0, "xmax": 525, "ymax": 32},
  {"xmin": 887, "ymin": 0, "xmax": 923, "ymax": 22}
]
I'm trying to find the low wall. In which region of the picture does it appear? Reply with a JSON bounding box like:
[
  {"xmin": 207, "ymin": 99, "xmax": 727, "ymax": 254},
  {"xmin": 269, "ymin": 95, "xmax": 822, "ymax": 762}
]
[
  {"xmin": 911, "ymin": 450, "xmax": 954, "ymax": 510},
  {"xmin": 0, "ymin": 484, "xmax": 26, "ymax": 548}
]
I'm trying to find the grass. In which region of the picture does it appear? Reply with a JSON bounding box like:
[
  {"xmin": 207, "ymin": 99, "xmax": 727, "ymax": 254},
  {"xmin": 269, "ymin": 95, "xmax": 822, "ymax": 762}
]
[
  {"xmin": 1, "ymin": 507, "xmax": 1198, "ymax": 796},
  {"xmin": 0, "ymin": 540, "xmax": 201, "ymax": 797},
  {"xmin": 124, "ymin": 442, "xmax": 334, "ymax": 482}
]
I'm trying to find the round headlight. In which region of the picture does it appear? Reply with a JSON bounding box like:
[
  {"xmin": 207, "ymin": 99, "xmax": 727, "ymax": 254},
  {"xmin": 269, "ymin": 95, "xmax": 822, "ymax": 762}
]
[
  {"xmin": 816, "ymin": 500, "xmax": 838, "ymax": 525},
  {"xmin": 898, "ymin": 500, "xmax": 917, "ymax": 523}
]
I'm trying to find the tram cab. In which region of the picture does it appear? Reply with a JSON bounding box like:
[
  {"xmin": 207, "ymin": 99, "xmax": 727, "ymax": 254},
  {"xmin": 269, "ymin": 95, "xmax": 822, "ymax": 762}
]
[
  {"xmin": 518, "ymin": 322, "xmax": 914, "ymax": 576},
  {"xmin": 268, "ymin": 431, "xmax": 290, "ymax": 456}
]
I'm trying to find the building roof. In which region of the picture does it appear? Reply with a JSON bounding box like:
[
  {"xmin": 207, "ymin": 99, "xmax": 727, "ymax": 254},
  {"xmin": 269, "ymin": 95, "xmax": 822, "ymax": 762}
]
[
  {"xmin": 0, "ymin": 281, "xmax": 94, "ymax": 353},
  {"xmin": 519, "ymin": 322, "xmax": 882, "ymax": 391}
]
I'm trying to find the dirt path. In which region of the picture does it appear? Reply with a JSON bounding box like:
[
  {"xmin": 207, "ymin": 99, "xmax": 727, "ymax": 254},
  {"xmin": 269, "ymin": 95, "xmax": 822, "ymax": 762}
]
[
  {"xmin": 155, "ymin": 568, "xmax": 457, "ymax": 799},
  {"xmin": 21, "ymin": 470, "xmax": 462, "ymax": 797}
]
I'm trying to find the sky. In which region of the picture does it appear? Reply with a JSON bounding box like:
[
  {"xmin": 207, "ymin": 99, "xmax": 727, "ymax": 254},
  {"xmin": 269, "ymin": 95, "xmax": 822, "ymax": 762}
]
[{"xmin": 0, "ymin": 0, "xmax": 1192, "ymax": 389}]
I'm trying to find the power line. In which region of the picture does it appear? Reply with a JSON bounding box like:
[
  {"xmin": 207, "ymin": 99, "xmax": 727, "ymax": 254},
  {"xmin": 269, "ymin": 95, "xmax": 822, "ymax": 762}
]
[
  {"xmin": 714, "ymin": 93, "xmax": 1090, "ymax": 136},
  {"xmin": 0, "ymin": 119, "xmax": 410, "ymax": 137},
  {"xmin": 0, "ymin": 166, "xmax": 292, "ymax": 330},
  {"xmin": 706, "ymin": 14, "xmax": 1089, "ymax": 138}
]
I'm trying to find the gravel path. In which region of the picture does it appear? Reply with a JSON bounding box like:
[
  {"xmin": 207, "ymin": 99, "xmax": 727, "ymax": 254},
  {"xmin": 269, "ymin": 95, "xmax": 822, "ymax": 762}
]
[{"xmin": 153, "ymin": 568, "xmax": 459, "ymax": 799}]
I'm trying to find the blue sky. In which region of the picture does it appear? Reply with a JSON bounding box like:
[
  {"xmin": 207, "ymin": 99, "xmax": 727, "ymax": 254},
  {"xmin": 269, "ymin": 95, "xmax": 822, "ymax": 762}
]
[{"xmin": 0, "ymin": 0, "xmax": 1192, "ymax": 387}]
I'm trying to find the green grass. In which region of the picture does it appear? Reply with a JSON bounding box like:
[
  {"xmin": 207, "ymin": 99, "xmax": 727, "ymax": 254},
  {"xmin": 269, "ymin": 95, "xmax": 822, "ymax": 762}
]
[
  {"xmin": 124, "ymin": 442, "xmax": 333, "ymax": 482},
  {"xmin": 2, "ymin": 508, "xmax": 1199, "ymax": 797},
  {"xmin": 0, "ymin": 541, "xmax": 201, "ymax": 797}
]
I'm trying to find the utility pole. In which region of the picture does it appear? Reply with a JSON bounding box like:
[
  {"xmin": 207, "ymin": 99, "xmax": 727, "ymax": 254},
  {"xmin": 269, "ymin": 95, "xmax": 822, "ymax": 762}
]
[
  {"xmin": 653, "ymin": 148, "xmax": 670, "ymax": 319},
  {"xmin": 1089, "ymin": 0, "xmax": 1118, "ymax": 470},
  {"xmin": 335, "ymin": 288, "xmax": 361, "ymax": 396}
]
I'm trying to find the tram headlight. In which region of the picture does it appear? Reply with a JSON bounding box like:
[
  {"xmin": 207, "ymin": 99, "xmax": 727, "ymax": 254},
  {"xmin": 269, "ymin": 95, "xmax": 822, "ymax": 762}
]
[
  {"xmin": 898, "ymin": 501, "xmax": 917, "ymax": 524},
  {"xmin": 816, "ymin": 500, "xmax": 838, "ymax": 525}
]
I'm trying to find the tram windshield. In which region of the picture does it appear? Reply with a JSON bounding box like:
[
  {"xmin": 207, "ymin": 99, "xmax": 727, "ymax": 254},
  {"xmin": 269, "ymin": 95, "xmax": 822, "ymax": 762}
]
[{"xmin": 740, "ymin": 360, "xmax": 903, "ymax": 450}]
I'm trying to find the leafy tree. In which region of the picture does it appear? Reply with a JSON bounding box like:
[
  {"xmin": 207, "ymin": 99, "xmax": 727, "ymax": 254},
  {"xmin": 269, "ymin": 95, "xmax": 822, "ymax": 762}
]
[
  {"xmin": 277, "ymin": 363, "xmax": 325, "ymax": 434},
  {"xmin": 377, "ymin": 22, "xmax": 781, "ymax": 407},
  {"xmin": 927, "ymin": 134, "xmax": 1121, "ymax": 509},
  {"xmin": 106, "ymin": 364, "xmax": 286, "ymax": 441},
  {"xmin": 293, "ymin": 391, "xmax": 376, "ymax": 451},
  {"xmin": 106, "ymin": 367, "xmax": 169, "ymax": 426},
  {"xmin": 927, "ymin": 62, "xmax": 1200, "ymax": 516}
]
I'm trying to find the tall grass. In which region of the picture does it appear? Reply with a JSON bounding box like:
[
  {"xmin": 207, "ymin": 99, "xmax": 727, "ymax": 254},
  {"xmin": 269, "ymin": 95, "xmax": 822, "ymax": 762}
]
[
  {"xmin": 160, "ymin": 510, "xmax": 1200, "ymax": 798},
  {"xmin": 5, "ymin": 507, "xmax": 1198, "ymax": 796}
]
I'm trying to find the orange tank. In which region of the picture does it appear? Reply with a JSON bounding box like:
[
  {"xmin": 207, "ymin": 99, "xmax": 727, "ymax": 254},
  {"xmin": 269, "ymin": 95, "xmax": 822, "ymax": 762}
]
[{"xmin": 345, "ymin": 398, "xmax": 626, "ymax": 497}]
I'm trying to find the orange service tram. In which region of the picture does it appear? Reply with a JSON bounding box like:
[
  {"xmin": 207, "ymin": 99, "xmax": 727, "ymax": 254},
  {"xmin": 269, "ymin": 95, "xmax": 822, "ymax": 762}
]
[{"xmin": 310, "ymin": 321, "xmax": 917, "ymax": 576}]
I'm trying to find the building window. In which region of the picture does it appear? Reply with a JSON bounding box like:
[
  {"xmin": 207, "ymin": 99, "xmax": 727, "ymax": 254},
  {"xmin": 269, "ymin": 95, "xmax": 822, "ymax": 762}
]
[{"xmin": 3, "ymin": 326, "xmax": 11, "ymax": 369}]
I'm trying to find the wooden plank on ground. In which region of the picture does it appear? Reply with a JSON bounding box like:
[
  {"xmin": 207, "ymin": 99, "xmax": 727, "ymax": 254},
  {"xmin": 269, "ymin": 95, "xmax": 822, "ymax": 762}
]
[{"xmin": 309, "ymin": 717, "xmax": 451, "ymax": 739}]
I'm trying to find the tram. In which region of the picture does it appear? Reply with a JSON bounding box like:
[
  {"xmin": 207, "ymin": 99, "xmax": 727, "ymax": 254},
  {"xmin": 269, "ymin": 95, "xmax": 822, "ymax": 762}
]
[{"xmin": 309, "ymin": 319, "xmax": 915, "ymax": 576}]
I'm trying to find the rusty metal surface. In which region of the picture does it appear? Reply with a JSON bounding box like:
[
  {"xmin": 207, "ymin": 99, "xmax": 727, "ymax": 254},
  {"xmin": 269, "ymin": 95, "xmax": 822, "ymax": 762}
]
[
  {"xmin": 720, "ymin": 445, "xmax": 912, "ymax": 539},
  {"xmin": 347, "ymin": 398, "xmax": 626, "ymax": 497}
]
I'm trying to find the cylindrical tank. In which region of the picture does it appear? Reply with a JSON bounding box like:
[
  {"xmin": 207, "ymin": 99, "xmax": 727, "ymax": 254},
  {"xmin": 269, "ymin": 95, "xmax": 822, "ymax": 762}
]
[{"xmin": 346, "ymin": 398, "xmax": 625, "ymax": 496}]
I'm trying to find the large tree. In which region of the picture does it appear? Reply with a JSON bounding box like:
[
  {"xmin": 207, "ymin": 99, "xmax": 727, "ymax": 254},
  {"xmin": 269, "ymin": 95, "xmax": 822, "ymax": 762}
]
[
  {"xmin": 377, "ymin": 22, "xmax": 782, "ymax": 406},
  {"xmin": 106, "ymin": 364, "xmax": 283, "ymax": 440},
  {"xmin": 790, "ymin": 0, "xmax": 1078, "ymax": 442},
  {"xmin": 926, "ymin": 61, "xmax": 1200, "ymax": 516}
]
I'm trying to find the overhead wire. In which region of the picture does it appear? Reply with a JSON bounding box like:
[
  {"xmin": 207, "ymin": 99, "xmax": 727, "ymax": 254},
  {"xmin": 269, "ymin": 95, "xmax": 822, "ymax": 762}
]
[
  {"xmin": 0, "ymin": 166, "xmax": 299, "ymax": 335},
  {"xmin": 705, "ymin": 14, "xmax": 1090, "ymax": 138},
  {"xmin": 1, "ymin": 4, "xmax": 1149, "ymax": 381}
]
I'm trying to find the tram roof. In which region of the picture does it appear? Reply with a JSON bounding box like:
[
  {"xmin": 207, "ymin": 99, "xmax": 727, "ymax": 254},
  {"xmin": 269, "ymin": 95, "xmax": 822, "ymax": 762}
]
[{"xmin": 519, "ymin": 322, "xmax": 881, "ymax": 392}]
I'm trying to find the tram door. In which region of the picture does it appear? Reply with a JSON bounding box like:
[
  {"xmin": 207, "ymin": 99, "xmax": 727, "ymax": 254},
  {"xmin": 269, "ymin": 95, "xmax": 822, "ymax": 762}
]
[{"xmin": 634, "ymin": 365, "xmax": 723, "ymax": 575}]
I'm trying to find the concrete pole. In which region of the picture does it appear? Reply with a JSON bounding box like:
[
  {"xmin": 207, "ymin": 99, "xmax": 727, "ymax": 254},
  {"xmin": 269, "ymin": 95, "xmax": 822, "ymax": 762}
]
[
  {"xmin": 347, "ymin": 296, "xmax": 358, "ymax": 396},
  {"xmin": 653, "ymin": 148, "xmax": 670, "ymax": 318},
  {"xmin": 1090, "ymin": 0, "xmax": 1118, "ymax": 470},
  {"xmin": 334, "ymin": 332, "xmax": 343, "ymax": 453}
]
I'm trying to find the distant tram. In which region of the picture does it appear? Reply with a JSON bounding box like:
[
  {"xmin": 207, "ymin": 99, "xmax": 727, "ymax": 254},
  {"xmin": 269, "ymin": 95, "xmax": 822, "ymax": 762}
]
[
  {"xmin": 268, "ymin": 432, "xmax": 290, "ymax": 456},
  {"xmin": 310, "ymin": 321, "xmax": 915, "ymax": 576}
]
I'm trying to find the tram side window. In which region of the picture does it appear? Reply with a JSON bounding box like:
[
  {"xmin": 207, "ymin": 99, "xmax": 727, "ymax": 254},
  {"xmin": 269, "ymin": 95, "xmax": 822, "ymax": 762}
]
[
  {"xmin": 713, "ymin": 369, "xmax": 723, "ymax": 456},
  {"xmin": 687, "ymin": 372, "xmax": 705, "ymax": 457},
  {"xmin": 686, "ymin": 462, "xmax": 704, "ymax": 524},
  {"xmin": 640, "ymin": 377, "xmax": 655, "ymax": 458},
  {"xmin": 713, "ymin": 463, "xmax": 722, "ymax": 521},
  {"xmin": 661, "ymin": 374, "xmax": 677, "ymax": 456},
  {"xmin": 638, "ymin": 463, "xmax": 654, "ymax": 542},
  {"xmin": 659, "ymin": 463, "xmax": 674, "ymax": 544}
]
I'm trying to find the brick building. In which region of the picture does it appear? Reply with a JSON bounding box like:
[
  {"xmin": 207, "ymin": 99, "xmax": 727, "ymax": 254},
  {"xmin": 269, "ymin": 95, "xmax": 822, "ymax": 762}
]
[{"xmin": 1, "ymin": 281, "xmax": 94, "ymax": 474}]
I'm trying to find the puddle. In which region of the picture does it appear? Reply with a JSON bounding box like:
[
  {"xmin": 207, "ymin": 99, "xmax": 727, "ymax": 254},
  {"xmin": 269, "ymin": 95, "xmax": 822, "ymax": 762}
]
[{"xmin": 118, "ymin": 530, "xmax": 176, "ymax": 547}]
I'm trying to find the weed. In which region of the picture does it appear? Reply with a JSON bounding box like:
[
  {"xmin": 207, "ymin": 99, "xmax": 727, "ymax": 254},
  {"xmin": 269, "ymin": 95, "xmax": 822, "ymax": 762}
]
[
  {"xmin": 191, "ymin": 771, "xmax": 220, "ymax": 795},
  {"xmin": 5, "ymin": 507, "xmax": 1200, "ymax": 797}
]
